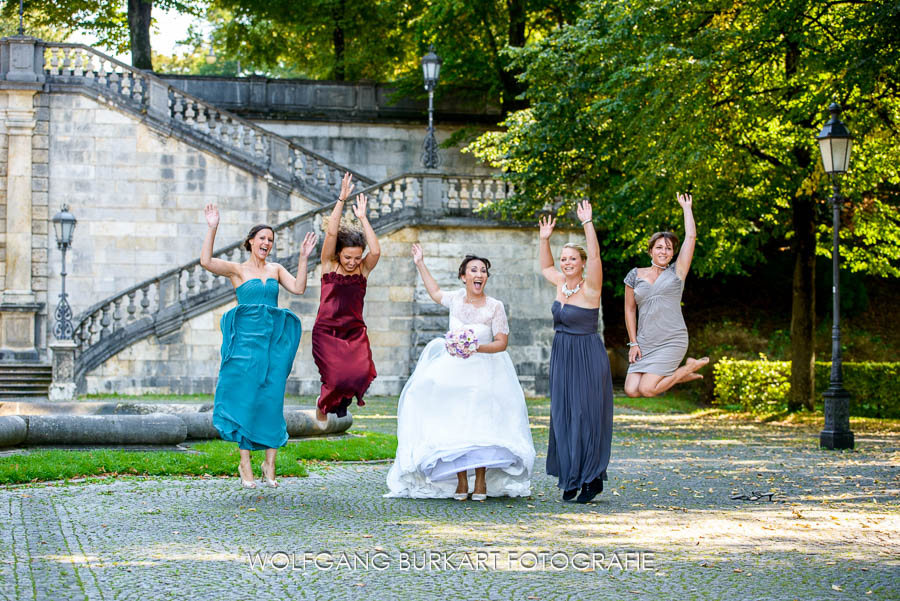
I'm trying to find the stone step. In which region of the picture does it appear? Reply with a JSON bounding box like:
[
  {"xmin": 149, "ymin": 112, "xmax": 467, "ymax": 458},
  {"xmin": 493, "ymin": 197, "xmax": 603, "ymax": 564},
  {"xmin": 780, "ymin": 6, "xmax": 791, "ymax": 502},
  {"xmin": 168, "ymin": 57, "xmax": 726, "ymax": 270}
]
[{"xmin": 0, "ymin": 364, "xmax": 52, "ymax": 398}]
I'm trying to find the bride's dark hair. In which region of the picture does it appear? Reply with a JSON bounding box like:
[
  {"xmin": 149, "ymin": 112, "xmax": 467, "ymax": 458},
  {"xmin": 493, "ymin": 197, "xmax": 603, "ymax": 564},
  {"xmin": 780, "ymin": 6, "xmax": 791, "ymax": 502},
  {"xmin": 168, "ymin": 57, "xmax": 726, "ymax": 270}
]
[{"xmin": 458, "ymin": 254, "xmax": 491, "ymax": 278}]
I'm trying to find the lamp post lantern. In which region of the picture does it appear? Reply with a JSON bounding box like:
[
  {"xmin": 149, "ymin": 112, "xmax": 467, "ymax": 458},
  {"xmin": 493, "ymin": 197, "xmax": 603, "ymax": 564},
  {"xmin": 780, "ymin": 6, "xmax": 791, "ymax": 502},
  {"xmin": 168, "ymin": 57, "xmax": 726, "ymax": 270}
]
[
  {"xmin": 51, "ymin": 205, "xmax": 77, "ymax": 340},
  {"xmin": 421, "ymin": 45, "xmax": 442, "ymax": 169},
  {"xmin": 816, "ymin": 102, "xmax": 854, "ymax": 450}
]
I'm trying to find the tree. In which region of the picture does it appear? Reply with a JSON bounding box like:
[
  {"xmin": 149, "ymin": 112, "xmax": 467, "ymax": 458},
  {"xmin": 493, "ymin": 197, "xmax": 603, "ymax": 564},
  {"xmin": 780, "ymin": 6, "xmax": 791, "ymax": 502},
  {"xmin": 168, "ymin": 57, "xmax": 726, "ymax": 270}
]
[
  {"xmin": 467, "ymin": 0, "xmax": 900, "ymax": 411},
  {"xmin": 14, "ymin": 0, "xmax": 199, "ymax": 70}
]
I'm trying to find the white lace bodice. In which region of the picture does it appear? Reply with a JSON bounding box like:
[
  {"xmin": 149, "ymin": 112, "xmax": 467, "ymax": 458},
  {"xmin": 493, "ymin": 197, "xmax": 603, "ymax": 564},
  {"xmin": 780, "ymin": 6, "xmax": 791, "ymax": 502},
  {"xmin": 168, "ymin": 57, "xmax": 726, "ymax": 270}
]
[{"xmin": 440, "ymin": 289, "xmax": 509, "ymax": 341}]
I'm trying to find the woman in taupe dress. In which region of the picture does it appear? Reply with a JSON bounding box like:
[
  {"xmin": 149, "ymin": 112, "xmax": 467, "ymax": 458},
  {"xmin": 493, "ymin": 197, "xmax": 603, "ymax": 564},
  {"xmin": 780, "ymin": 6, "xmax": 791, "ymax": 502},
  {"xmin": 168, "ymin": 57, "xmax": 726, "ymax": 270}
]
[{"xmin": 623, "ymin": 193, "xmax": 708, "ymax": 398}]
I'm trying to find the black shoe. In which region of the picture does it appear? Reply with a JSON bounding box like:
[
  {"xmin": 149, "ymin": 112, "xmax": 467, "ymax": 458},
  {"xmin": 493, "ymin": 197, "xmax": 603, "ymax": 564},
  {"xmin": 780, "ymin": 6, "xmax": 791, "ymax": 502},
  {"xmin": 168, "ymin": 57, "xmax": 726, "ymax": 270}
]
[
  {"xmin": 575, "ymin": 478, "xmax": 604, "ymax": 504},
  {"xmin": 562, "ymin": 488, "xmax": 578, "ymax": 502}
]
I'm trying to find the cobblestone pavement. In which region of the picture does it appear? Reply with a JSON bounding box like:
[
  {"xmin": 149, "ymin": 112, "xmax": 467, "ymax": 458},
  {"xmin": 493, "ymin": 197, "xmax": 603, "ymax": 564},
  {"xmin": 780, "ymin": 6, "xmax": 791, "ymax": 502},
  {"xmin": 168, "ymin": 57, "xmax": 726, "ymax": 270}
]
[{"xmin": 1, "ymin": 398, "xmax": 898, "ymax": 601}]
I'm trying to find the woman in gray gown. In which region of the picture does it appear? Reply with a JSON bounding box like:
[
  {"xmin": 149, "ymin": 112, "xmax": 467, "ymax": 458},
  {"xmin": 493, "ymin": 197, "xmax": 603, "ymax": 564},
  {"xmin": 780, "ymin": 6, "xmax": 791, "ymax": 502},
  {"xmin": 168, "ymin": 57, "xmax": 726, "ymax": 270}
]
[
  {"xmin": 538, "ymin": 200, "xmax": 614, "ymax": 504},
  {"xmin": 623, "ymin": 193, "xmax": 708, "ymax": 398}
]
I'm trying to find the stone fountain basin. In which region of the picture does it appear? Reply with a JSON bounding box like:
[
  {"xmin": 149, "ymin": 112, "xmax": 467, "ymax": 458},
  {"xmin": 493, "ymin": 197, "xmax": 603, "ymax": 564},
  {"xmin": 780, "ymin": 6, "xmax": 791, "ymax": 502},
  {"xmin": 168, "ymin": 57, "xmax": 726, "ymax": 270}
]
[{"xmin": 0, "ymin": 402, "xmax": 351, "ymax": 447}]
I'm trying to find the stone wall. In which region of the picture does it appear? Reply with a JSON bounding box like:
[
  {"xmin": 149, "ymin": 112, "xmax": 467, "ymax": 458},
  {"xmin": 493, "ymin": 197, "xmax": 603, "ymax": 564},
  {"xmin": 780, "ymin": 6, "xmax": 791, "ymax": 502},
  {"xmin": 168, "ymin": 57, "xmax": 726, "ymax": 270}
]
[
  {"xmin": 260, "ymin": 121, "xmax": 493, "ymax": 184},
  {"xmin": 44, "ymin": 91, "xmax": 320, "ymax": 325},
  {"xmin": 85, "ymin": 225, "xmax": 600, "ymax": 397},
  {"xmin": 161, "ymin": 75, "xmax": 497, "ymax": 184}
]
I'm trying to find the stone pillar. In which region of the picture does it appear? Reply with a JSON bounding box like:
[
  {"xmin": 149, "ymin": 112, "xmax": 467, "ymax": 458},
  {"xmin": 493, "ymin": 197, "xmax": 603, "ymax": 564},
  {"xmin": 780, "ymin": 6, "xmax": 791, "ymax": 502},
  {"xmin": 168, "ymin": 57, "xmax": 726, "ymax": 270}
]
[
  {"xmin": 49, "ymin": 339, "xmax": 77, "ymax": 401},
  {"xmin": 0, "ymin": 36, "xmax": 44, "ymax": 362}
]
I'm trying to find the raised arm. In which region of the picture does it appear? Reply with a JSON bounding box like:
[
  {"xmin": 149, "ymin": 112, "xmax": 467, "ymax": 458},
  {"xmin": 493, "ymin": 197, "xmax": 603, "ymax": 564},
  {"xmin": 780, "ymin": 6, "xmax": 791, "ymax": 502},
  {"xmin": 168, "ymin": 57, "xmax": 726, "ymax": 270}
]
[
  {"xmin": 276, "ymin": 232, "xmax": 318, "ymax": 295},
  {"xmin": 577, "ymin": 200, "xmax": 603, "ymax": 291},
  {"xmin": 321, "ymin": 172, "xmax": 354, "ymax": 271},
  {"xmin": 354, "ymin": 194, "xmax": 381, "ymax": 276},
  {"xmin": 411, "ymin": 243, "xmax": 443, "ymax": 304},
  {"xmin": 674, "ymin": 192, "xmax": 697, "ymax": 279},
  {"xmin": 199, "ymin": 204, "xmax": 241, "ymax": 281},
  {"xmin": 538, "ymin": 215, "xmax": 564, "ymax": 287}
]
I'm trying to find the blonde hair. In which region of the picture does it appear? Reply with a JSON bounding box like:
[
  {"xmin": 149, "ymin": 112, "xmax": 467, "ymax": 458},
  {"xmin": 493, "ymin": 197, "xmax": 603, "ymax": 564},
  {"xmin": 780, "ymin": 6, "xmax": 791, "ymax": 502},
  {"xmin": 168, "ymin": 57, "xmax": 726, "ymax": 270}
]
[{"xmin": 562, "ymin": 242, "xmax": 587, "ymax": 262}]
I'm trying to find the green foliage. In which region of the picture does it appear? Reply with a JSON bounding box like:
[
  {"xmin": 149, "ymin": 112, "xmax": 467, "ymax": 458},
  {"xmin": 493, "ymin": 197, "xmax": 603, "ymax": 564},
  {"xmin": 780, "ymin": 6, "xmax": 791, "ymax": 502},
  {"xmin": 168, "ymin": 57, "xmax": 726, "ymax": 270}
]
[
  {"xmin": 0, "ymin": 431, "xmax": 397, "ymax": 484},
  {"xmin": 7, "ymin": 1, "xmax": 202, "ymax": 68},
  {"xmin": 466, "ymin": 0, "xmax": 900, "ymax": 279},
  {"xmin": 713, "ymin": 357, "xmax": 900, "ymax": 418}
]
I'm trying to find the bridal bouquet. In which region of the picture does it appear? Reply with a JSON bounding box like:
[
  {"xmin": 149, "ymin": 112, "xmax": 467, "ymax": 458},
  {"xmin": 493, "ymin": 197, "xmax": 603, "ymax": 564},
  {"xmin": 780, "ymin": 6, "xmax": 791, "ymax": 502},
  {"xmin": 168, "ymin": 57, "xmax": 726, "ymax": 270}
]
[{"xmin": 445, "ymin": 328, "xmax": 478, "ymax": 359}]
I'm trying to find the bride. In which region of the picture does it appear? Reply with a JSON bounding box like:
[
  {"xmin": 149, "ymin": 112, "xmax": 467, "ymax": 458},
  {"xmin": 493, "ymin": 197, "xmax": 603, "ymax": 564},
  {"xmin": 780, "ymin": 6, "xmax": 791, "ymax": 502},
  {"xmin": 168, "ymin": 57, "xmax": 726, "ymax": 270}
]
[{"xmin": 385, "ymin": 244, "xmax": 535, "ymax": 501}]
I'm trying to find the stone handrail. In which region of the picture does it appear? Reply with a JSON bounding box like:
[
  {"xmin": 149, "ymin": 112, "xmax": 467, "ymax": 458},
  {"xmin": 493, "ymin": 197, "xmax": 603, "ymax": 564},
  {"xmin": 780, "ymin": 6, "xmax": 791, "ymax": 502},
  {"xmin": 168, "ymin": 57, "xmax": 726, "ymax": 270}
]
[
  {"xmin": 71, "ymin": 173, "xmax": 512, "ymax": 381},
  {"xmin": 40, "ymin": 42, "xmax": 373, "ymax": 202}
]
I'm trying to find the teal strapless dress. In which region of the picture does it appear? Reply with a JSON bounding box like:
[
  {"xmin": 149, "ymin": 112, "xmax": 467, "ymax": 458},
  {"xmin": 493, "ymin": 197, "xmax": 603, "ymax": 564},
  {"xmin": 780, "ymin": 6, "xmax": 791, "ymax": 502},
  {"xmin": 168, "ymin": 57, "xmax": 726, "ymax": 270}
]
[{"xmin": 212, "ymin": 278, "xmax": 301, "ymax": 450}]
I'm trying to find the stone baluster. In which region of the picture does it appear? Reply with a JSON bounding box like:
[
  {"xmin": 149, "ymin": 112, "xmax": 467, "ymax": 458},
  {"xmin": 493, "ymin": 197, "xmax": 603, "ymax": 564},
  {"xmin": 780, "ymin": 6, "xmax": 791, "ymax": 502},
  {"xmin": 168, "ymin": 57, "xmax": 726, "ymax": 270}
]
[
  {"xmin": 392, "ymin": 180, "xmax": 404, "ymax": 212},
  {"xmin": 96, "ymin": 57, "xmax": 109, "ymax": 88},
  {"xmin": 184, "ymin": 99, "xmax": 196, "ymax": 125},
  {"xmin": 470, "ymin": 179, "xmax": 484, "ymax": 210},
  {"xmin": 198, "ymin": 267, "xmax": 209, "ymax": 291},
  {"xmin": 185, "ymin": 265, "xmax": 196, "ymax": 297},
  {"xmin": 459, "ymin": 179, "xmax": 472, "ymax": 210},
  {"xmin": 140, "ymin": 285, "xmax": 151, "ymax": 316},
  {"xmin": 447, "ymin": 178, "xmax": 460, "ymax": 209},
  {"xmin": 72, "ymin": 49, "xmax": 84, "ymax": 77},
  {"xmin": 315, "ymin": 160, "xmax": 327, "ymax": 187},
  {"xmin": 100, "ymin": 305, "xmax": 112, "ymax": 338},
  {"xmin": 404, "ymin": 177, "xmax": 419, "ymax": 208},
  {"xmin": 126, "ymin": 291, "xmax": 137, "ymax": 323},
  {"xmin": 112, "ymin": 298, "xmax": 123, "ymax": 331},
  {"xmin": 171, "ymin": 92, "xmax": 184, "ymax": 122}
]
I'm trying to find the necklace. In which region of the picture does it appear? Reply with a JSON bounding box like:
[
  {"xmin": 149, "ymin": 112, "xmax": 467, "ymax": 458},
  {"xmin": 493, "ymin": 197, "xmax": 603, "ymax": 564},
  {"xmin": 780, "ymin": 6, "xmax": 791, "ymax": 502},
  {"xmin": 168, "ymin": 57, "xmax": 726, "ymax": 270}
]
[
  {"xmin": 562, "ymin": 279, "xmax": 583, "ymax": 298},
  {"xmin": 651, "ymin": 261, "xmax": 669, "ymax": 270}
]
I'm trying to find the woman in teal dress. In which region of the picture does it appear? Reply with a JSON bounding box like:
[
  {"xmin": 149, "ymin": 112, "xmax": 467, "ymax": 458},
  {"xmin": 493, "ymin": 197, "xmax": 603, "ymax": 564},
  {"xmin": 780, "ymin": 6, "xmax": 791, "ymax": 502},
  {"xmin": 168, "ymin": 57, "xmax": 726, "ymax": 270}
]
[{"xmin": 200, "ymin": 204, "xmax": 318, "ymax": 489}]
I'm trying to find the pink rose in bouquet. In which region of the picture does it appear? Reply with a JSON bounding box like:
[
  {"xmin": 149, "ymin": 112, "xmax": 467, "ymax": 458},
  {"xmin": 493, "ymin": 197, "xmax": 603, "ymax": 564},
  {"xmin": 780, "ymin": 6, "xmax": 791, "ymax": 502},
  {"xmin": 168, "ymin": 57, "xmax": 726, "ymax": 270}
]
[{"xmin": 444, "ymin": 328, "xmax": 478, "ymax": 359}]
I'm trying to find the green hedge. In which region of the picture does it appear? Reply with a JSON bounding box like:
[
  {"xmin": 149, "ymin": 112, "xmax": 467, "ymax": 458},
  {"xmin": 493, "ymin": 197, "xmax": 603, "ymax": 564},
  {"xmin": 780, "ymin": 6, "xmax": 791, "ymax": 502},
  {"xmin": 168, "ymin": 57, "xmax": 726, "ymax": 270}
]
[{"xmin": 713, "ymin": 356, "xmax": 900, "ymax": 418}]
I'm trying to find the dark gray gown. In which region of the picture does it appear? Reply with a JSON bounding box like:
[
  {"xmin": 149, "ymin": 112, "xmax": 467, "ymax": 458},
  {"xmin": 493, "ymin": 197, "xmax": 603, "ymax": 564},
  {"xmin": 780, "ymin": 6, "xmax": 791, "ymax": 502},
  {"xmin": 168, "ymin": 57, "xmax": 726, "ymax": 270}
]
[{"xmin": 546, "ymin": 301, "xmax": 614, "ymax": 490}]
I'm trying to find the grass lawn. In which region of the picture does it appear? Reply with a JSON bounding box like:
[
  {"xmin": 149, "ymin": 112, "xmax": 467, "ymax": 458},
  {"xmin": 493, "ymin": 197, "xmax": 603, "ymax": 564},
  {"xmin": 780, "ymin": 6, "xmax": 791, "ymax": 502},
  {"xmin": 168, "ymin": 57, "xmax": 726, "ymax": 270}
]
[{"xmin": 0, "ymin": 431, "xmax": 397, "ymax": 485}]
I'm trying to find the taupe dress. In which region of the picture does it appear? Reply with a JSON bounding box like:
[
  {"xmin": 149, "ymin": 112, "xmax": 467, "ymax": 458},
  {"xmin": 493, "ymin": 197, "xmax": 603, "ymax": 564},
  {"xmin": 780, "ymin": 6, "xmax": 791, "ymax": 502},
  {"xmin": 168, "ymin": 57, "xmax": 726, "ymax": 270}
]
[{"xmin": 624, "ymin": 265, "xmax": 688, "ymax": 376}]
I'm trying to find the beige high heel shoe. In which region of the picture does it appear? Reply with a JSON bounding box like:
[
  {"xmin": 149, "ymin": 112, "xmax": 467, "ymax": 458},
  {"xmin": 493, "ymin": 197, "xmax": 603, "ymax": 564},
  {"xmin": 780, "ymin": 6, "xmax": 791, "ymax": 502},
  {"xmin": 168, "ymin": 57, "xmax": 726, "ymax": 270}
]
[
  {"xmin": 238, "ymin": 463, "xmax": 256, "ymax": 489},
  {"xmin": 260, "ymin": 462, "xmax": 279, "ymax": 488}
]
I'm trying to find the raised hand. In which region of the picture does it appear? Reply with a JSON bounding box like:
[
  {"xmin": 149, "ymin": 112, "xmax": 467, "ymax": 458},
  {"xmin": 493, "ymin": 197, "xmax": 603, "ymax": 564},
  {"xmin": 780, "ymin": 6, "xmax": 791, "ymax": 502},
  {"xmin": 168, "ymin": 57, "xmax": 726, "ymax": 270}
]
[
  {"xmin": 299, "ymin": 232, "xmax": 319, "ymax": 257},
  {"xmin": 339, "ymin": 172, "xmax": 355, "ymax": 202},
  {"xmin": 677, "ymin": 192, "xmax": 693, "ymax": 211},
  {"xmin": 204, "ymin": 203, "xmax": 220, "ymax": 228},
  {"xmin": 352, "ymin": 194, "xmax": 369, "ymax": 221},
  {"xmin": 576, "ymin": 199, "xmax": 592, "ymax": 224},
  {"xmin": 538, "ymin": 215, "xmax": 556, "ymax": 240},
  {"xmin": 411, "ymin": 243, "xmax": 424, "ymax": 265}
]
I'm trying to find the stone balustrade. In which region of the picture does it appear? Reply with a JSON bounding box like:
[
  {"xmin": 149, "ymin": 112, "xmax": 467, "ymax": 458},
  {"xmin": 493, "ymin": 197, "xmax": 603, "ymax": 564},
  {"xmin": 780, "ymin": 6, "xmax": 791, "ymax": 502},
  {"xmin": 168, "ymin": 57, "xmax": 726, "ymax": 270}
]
[{"xmin": 40, "ymin": 42, "xmax": 373, "ymax": 203}]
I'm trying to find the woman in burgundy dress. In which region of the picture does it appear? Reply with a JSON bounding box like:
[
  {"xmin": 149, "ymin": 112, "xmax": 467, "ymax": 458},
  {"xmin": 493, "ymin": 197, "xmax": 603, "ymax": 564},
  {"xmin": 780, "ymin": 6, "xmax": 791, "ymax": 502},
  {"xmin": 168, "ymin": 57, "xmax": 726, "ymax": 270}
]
[{"xmin": 313, "ymin": 173, "xmax": 380, "ymax": 420}]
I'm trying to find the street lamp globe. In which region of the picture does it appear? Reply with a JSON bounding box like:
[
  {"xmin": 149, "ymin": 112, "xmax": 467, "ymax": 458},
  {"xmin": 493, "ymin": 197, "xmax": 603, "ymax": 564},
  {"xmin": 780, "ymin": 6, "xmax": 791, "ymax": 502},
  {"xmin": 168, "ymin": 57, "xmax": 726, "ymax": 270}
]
[
  {"xmin": 52, "ymin": 205, "xmax": 77, "ymax": 249},
  {"xmin": 421, "ymin": 45, "xmax": 442, "ymax": 92},
  {"xmin": 817, "ymin": 102, "xmax": 853, "ymax": 174}
]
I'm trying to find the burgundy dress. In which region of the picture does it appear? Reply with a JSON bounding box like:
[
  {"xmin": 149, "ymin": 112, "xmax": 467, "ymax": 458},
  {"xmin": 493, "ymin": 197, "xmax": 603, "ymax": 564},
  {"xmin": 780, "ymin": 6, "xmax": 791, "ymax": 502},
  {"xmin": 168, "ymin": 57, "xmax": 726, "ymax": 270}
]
[{"xmin": 312, "ymin": 272, "xmax": 377, "ymax": 417}]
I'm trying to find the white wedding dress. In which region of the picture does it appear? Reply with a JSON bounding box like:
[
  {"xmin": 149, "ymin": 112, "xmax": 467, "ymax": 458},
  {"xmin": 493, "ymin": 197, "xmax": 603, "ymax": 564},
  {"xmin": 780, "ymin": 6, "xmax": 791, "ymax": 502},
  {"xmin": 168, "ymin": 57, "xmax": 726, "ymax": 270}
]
[{"xmin": 385, "ymin": 289, "xmax": 535, "ymax": 498}]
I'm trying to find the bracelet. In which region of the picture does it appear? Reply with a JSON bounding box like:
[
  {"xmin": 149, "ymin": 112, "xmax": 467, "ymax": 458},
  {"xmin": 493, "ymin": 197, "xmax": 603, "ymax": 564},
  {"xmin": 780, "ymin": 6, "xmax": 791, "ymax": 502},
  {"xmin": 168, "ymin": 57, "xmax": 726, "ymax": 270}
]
[
  {"xmin": 337, "ymin": 197, "xmax": 347, "ymax": 202},
  {"xmin": 581, "ymin": 219, "xmax": 592, "ymax": 225},
  {"xmin": 627, "ymin": 342, "xmax": 639, "ymax": 347}
]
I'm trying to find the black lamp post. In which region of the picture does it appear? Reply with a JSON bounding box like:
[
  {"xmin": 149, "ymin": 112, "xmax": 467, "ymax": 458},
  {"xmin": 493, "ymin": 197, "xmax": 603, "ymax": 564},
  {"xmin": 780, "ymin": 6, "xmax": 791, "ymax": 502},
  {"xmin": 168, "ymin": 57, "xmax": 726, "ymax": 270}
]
[
  {"xmin": 421, "ymin": 45, "xmax": 442, "ymax": 169},
  {"xmin": 51, "ymin": 205, "xmax": 77, "ymax": 340},
  {"xmin": 18, "ymin": 0, "xmax": 24, "ymax": 35},
  {"xmin": 816, "ymin": 102, "xmax": 854, "ymax": 450}
]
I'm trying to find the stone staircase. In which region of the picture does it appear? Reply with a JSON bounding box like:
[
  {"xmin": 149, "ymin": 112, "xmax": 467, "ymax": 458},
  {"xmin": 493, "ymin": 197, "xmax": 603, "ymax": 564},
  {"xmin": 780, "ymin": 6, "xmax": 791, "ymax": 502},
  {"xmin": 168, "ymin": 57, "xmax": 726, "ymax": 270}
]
[
  {"xmin": 70, "ymin": 172, "xmax": 513, "ymax": 388},
  {"xmin": 0, "ymin": 364, "xmax": 53, "ymax": 399}
]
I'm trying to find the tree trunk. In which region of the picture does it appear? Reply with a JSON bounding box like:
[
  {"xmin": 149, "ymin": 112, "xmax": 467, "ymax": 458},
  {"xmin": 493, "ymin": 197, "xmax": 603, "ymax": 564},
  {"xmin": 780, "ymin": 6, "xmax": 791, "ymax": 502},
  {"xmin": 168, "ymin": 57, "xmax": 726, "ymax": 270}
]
[
  {"xmin": 789, "ymin": 194, "xmax": 816, "ymax": 412},
  {"xmin": 128, "ymin": 0, "xmax": 153, "ymax": 71},
  {"xmin": 331, "ymin": 0, "xmax": 346, "ymax": 80},
  {"xmin": 501, "ymin": 0, "xmax": 527, "ymax": 114}
]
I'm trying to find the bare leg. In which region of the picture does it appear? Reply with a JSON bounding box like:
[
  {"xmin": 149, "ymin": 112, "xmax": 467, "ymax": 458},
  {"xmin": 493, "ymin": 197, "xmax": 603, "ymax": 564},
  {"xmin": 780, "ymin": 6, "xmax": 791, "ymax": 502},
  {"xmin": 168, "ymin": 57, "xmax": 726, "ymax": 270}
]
[
  {"xmin": 455, "ymin": 471, "xmax": 469, "ymax": 500},
  {"xmin": 636, "ymin": 357, "xmax": 709, "ymax": 397},
  {"xmin": 238, "ymin": 449, "xmax": 256, "ymax": 487},
  {"xmin": 315, "ymin": 395, "xmax": 327, "ymax": 422},
  {"xmin": 624, "ymin": 373, "xmax": 642, "ymax": 398},
  {"xmin": 261, "ymin": 448, "xmax": 278, "ymax": 487},
  {"xmin": 473, "ymin": 468, "xmax": 486, "ymax": 495}
]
